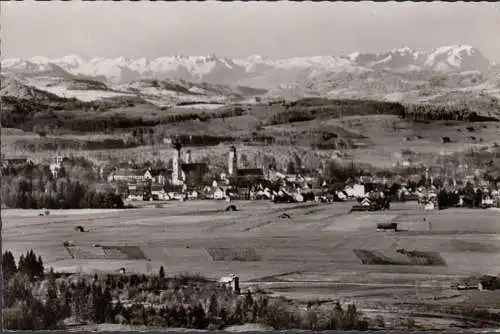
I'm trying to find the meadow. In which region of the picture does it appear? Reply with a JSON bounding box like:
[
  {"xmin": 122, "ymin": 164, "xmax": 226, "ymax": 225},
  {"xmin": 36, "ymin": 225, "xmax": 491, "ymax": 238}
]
[{"xmin": 3, "ymin": 200, "xmax": 500, "ymax": 325}]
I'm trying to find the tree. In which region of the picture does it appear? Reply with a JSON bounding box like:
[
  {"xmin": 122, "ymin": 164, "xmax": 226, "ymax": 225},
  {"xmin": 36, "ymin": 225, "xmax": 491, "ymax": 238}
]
[
  {"xmin": 159, "ymin": 266, "xmax": 165, "ymax": 279},
  {"xmin": 293, "ymin": 153, "xmax": 302, "ymax": 173},
  {"xmin": 43, "ymin": 268, "xmax": 62, "ymax": 329},
  {"xmin": 3, "ymin": 251, "xmax": 18, "ymax": 282},
  {"xmin": 102, "ymin": 287, "xmax": 114, "ymax": 323},
  {"xmin": 344, "ymin": 304, "xmax": 358, "ymax": 330},
  {"xmin": 243, "ymin": 290, "xmax": 254, "ymax": 322},
  {"xmin": 207, "ymin": 294, "xmax": 219, "ymax": 323},
  {"xmin": 18, "ymin": 250, "xmax": 44, "ymax": 281},
  {"xmin": 191, "ymin": 302, "xmax": 208, "ymax": 329}
]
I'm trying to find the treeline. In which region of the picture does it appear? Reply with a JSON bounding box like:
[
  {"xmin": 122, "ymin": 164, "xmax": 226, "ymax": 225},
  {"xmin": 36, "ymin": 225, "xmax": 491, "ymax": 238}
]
[
  {"xmin": 437, "ymin": 184, "xmax": 487, "ymax": 210},
  {"xmin": 2, "ymin": 250, "xmax": 370, "ymax": 331},
  {"xmin": 1, "ymin": 159, "xmax": 123, "ymax": 209},
  {"xmin": 401, "ymin": 104, "xmax": 498, "ymax": 122},
  {"xmin": 266, "ymin": 99, "xmax": 405, "ymax": 125},
  {"xmin": 13, "ymin": 137, "xmax": 140, "ymax": 152},
  {"xmin": 158, "ymin": 133, "xmax": 237, "ymax": 147},
  {"xmin": 19, "ymin": 106, "xmax": 247, "ymax": 134},
  {"xmin": 264, "ymin": 98, "xmax": 498, "ymax": 126},
  {"xmin": 1, "ymin": 96, "xmax": 91, "ymax": 129}
]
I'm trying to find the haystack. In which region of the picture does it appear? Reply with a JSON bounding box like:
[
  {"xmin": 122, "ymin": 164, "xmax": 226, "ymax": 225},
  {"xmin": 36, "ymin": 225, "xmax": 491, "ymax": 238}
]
[
  {"xmin": 75, "ymin": 225, "xmax": 85, "ymax": 232},
  {"xmin": 376, "ymin": 222, "xmax": 398, "ymax": 231}
]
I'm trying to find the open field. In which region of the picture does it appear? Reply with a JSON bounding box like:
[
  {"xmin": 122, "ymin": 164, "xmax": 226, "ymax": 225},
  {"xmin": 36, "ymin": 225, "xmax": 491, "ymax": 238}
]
[{"xmin": 3, "ymin": 200, "xmax": 500, "ymax": 319}]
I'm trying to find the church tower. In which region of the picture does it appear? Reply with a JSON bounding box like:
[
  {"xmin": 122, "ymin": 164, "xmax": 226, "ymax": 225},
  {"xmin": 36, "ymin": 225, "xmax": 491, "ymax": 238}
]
[
  {"xmin": 228, "ymin": 145, "xmax": 237, "ymax": 176},
  {"xmin": 172, "ymin": 142, "xmax": 182, "ymax": 185}
]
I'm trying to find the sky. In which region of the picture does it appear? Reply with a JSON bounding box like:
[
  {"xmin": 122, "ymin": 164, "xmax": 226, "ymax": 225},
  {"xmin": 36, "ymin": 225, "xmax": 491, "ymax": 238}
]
[{"xmin": 2, "ymin": 1, "xmax": 500, "ymax": 61}]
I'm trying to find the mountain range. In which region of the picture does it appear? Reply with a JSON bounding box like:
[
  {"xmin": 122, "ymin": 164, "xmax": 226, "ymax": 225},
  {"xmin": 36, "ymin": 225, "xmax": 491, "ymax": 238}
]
[
  {"xmin": 2, "ymin": 45, "xmax": 494, "ymax": 85},
  {"xmin": 1, "ymin": 45, "xmax": 499, "ymax": 104}
]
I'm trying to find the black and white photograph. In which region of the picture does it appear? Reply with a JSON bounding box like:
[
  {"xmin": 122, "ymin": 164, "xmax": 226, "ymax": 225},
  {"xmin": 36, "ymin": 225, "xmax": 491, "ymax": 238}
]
[{"xmin": 1, "ymin": 1, "xmax": 500, "ymax": 331}]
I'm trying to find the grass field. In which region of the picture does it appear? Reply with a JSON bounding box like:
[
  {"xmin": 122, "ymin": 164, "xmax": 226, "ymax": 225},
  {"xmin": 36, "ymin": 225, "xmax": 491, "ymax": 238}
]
[{"xmin": 3, "ymin": 200, "xmax": 500, "ymax": 316}]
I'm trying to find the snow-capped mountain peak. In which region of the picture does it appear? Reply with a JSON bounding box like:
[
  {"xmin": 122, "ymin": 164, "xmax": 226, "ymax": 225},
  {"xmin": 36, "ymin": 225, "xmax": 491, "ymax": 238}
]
[
  {"xmin": 1, "ymin": 45, "xmax": 493, "ymax": 85},
  {"xmin": 53, "ymin": 54, "xmax": 86, "ymax": 69}
]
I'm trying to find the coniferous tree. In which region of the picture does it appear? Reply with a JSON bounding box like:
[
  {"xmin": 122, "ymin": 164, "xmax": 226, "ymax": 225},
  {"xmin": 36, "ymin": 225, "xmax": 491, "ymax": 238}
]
[
  {"xmin": 2, "ymin": 251, "xmax": 18, "ymax": 282},
  {"xmin": 207, "ymin": 293, "xmax": 218, "ymax": 321},
  {"xmin": 191, "ymin": 302, "xmax": 208, "ymax": 329},
  {"xmin": 43, "ymin": 268, "xmax": 61, "ymax": 329}
]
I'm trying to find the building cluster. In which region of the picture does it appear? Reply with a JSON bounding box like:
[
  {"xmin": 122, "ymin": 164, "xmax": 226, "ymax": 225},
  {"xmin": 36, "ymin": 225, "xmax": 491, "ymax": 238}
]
[
  {"xmin": 3, "ymin": 146, "xmax": 500, "ymax": 208},
  {"xmin": 105, "ymin": 143, "xmax": 266, "ymax": 201}
]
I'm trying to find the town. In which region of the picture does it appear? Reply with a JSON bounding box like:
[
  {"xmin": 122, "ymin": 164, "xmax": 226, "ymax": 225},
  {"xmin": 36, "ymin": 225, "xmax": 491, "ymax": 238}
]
[{"xmin": 3, "ymin": 141, "xmax": 500, "ymax": 211}]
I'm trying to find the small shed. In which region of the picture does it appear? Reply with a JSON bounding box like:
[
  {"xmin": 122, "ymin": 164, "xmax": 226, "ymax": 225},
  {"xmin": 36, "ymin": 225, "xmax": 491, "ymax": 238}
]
[
  {"xmin": 219, "ymin": 274, "xmax": 240, "ymax": 293},
  {"xmin": 75, "ymin": 225, "xmax": 85, "ymax": 232}
]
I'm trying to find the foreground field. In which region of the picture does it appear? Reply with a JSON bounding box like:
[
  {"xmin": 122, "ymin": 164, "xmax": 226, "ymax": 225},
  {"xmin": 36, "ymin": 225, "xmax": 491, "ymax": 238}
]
[{"xmin": 3, "ymin": 201, "xmax": 500, "ymax": 327}]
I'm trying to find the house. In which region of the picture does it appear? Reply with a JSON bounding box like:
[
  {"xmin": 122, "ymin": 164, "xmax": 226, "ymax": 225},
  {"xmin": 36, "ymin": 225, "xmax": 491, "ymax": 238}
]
[
  {"xmin": 108, "ymin": 168, "xmax": 145, "ymax": 183},
  {"xmin": 145, "ymin": 168, "xmax": 168, "ymax": 185},
  {"xmin": 151, "ymin": 184, "xmax": 167, "ymax": 200},
  {"xmin": 144, "ymin": 169, "xmax": 153, "ymax": 181},
  {"xmin": 344, "ymin": 184, "xmax": 365, "ymax": 198},
  {"xmin": 128, "ymin": 183, "xmax": 146, "ymax": 195},
  {"xmin": 188, "ymin": 190, "xmax": 199, "ymax": 200},
  {"xmin": 212, "ymin": 187, "xmax": 227, "ymax": 200},
  {"xmin": 361, "ymin": 198, "xmax": 372, "ymax": 207},
  {"xmin": 126, "ymin": 194, "xmax": 143, "ymax": 201},
  {"xmin": 482, "ymin": 196, "xmax": 494, "ymax": 208},
  {"xmin": 335, "ymin": 191, "xmax": 347, "ymax": 201},
  {"xmin": 424, "ymin": 200, "xmax": 436, "ymax": 211}
]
